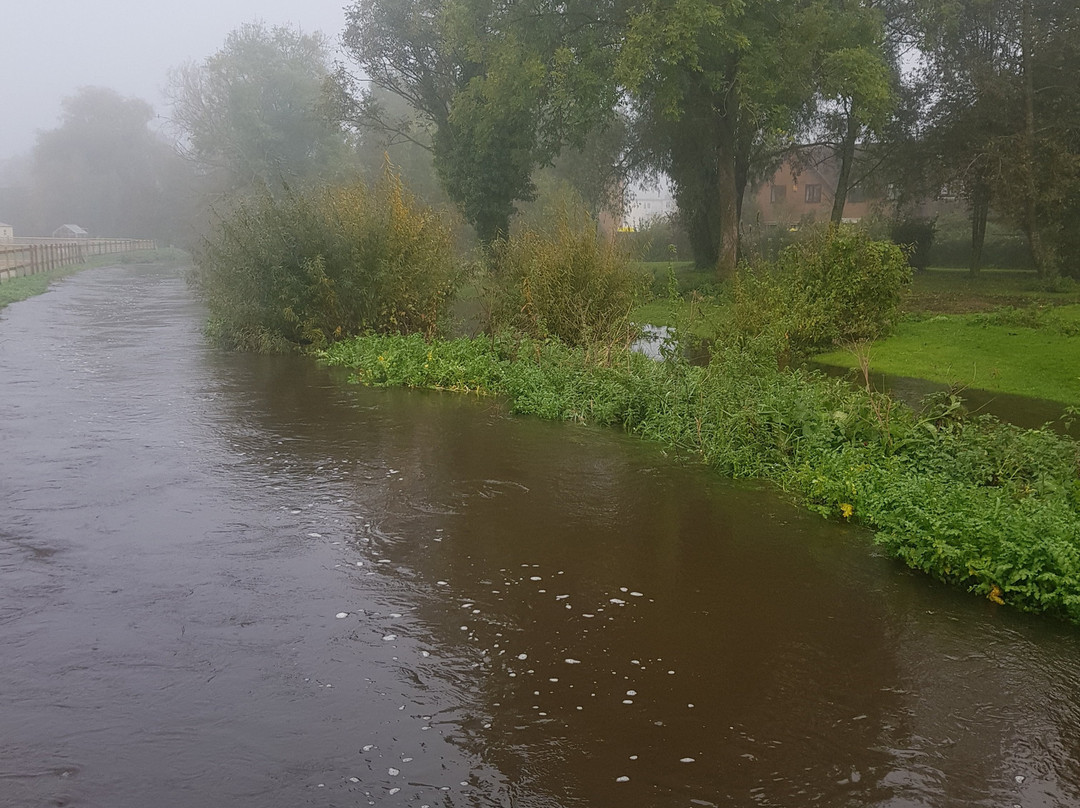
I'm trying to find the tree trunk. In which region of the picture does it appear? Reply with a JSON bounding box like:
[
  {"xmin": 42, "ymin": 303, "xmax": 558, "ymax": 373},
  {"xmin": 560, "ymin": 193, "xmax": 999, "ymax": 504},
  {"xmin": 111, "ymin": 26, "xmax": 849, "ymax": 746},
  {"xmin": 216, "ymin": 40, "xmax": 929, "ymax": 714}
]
[
  {"xmin": 830, "ymin": 102, "xmax": 861, "ymax": 226},
  {"xmin": 969, "ymin": 182, "xmax": 989, "ymax": 275},
  {"xmin": 714, "ymin": 151, "xmax": 739, "ymax": 281},
  {"xmin": 663, "ymin": 81, "xmax": 740, "ymax": 280},
  {"xmin": 1020, "ymin": 0, "xmax": 1054, "ymax": 277}
]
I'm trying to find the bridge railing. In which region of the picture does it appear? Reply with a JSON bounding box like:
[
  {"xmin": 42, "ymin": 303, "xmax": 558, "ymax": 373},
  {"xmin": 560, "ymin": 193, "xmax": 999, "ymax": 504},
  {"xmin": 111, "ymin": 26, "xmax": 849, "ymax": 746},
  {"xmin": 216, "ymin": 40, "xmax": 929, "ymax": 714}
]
[{"xmin": 0, "ymin": 238, "xmax": 157, "ymax": 283}]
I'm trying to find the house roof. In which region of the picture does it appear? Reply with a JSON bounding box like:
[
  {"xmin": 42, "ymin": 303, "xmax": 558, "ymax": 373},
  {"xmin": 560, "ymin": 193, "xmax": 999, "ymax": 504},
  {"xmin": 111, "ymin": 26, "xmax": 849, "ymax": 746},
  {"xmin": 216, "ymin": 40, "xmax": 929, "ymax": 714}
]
[
  {"xmin": 58, "ymin": 224, "xmax": 88, "ymax": 233},
  {"xmin": 0, "ymin": 222, "xmax": 12, "ymax": 228}
]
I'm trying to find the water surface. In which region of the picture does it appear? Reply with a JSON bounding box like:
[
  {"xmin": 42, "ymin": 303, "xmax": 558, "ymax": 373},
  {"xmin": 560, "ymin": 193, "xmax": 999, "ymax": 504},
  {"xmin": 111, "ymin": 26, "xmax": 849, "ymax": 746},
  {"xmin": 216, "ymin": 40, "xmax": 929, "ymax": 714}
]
[{"xmin": 2, "ymin": 263, "xmax": 1079, "ymax": 807}]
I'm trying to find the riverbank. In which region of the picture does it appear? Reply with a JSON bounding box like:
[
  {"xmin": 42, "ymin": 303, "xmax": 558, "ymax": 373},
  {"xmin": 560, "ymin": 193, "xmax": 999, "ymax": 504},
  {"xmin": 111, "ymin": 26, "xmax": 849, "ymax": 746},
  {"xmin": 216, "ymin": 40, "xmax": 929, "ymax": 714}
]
[
  {"xmin": 0, "ymin": 248, "xmax": 185, "ymax": 311},
  {"xmin": 321, "ymin": 332, "xmax": 1080, "ymax": 624},
  {"xmin": 814, "ymin": 305, "xmax": 1080, "ymax": 405}
]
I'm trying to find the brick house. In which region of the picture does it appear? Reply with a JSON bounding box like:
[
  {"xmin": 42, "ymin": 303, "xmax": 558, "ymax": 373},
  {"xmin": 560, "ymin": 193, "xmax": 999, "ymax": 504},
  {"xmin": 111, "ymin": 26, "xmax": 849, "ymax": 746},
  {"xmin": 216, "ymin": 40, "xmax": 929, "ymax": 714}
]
[{"xmin": 746, "ymin": 148, "xmax": 878, "ymax": 228}]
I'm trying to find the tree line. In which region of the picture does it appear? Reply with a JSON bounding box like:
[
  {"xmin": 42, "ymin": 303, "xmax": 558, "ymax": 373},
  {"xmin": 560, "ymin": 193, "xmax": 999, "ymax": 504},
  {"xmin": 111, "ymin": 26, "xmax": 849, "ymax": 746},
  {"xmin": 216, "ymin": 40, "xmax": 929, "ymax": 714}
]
[{"xmin": 2, "ymin": 2, "xmax": 1076, "ymax": 277}]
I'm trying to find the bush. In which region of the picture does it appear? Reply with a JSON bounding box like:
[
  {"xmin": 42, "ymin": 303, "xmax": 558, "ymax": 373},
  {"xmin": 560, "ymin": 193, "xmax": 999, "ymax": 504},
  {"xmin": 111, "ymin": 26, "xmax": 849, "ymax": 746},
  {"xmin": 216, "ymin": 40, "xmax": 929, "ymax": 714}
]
[
  {"xmin": 732, "ymin": 226, "xmax": 911, "ymax": 355},
  {"xmin": 191, "ymin": 171, "xmax": 460, "ymax": 351},
  {"xmin": 482, "ymin": 214, "xmax": 648, "ymax": 359},
  {"xmin": 616, "ymin": 212, "xmax": 693, "ymax": 263},
  {"xmin": 890, "ymin": 217, "xmax": 936, "ymax": 271}
]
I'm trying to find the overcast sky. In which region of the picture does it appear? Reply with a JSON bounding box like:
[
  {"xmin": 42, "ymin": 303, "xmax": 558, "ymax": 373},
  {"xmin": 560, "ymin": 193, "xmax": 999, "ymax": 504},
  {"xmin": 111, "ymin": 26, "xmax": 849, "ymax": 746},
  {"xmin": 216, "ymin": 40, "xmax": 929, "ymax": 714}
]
[{"xmin": 1, "ymin": 0, "xmax": 351, "ymax": 161}]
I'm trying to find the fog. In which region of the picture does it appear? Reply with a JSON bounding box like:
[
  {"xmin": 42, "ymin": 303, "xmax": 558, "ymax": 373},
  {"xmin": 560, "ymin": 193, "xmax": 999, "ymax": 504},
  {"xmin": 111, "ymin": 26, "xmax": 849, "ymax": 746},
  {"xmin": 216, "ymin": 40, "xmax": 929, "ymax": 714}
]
[{"xmin": 1, "ymin": 0, "xmax": 348, "ymax": 161}]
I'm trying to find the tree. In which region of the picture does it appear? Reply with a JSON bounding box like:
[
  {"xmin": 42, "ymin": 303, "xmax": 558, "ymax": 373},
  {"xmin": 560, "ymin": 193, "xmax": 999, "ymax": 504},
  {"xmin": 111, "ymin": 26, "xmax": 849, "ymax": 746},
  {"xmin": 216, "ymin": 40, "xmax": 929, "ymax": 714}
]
[
  {"xmin": 168, "ymin": 23, "xmax": 353, "ymax": 192},
  {"xmin": 29, "ymin": 87, "xmax": 190, "ymax": 240},
  {"xmin": 913, "ymin": 0, "xmax": 1079, "ymax": 276},
  {"xmin": 338, "ymin": 0, "xmax": 619, "ymax": 246},
  {"xmin": 619, "ymin": 0, "xmax": 895, "ymax": 277},
  {"xmin": 346, "ymin": 85, "xmax": 450, "ymax": 205}
]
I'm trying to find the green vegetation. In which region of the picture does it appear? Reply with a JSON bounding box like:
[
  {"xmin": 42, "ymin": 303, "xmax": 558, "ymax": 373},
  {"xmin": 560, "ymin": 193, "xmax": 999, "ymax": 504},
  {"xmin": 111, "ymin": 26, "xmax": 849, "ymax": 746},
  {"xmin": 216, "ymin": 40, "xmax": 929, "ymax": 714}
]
[
  {"xmin": 816, "ymin": 306, "xmax": 1080, "ymax": 405},
  {"xmin": 321, "ymin": 332, "xmax": 1080, "ymax": 623},
  {"xmin": 630, "ymin": 262, "xmax": 1078, "ymax": 404},
  {"xmin": 189, "ymin": 168, "xmax": 1080, "ymax": 624},
  {"xmin": 191, "ymin": 173, "xmax": 460, "ymax": 352},
  {"xmin": 732, "ymin": 227, "xmax": 911, "ymax": 354},
  {"xmin": 902, "ymin": 268, "xmax": 1080, "ymax": 314},
  {"xmin": 482, "ymin": 216, "xmax": 647, "ymax": 358},
  {"xmin": 0, "ymin": 249, "xmax": 177, "ymax": 310}
]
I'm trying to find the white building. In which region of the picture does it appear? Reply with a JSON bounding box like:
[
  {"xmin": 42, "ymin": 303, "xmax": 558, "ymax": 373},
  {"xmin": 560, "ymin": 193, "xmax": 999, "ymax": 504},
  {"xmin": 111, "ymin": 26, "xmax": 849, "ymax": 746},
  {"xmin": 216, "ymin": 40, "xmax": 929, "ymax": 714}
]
[
  {"xmin": 0, "ymin": 222, "xmax": 13, "ymax": 241},
  {"xmin": 52, "ymin": 224, "xmax": 88, "ymax": 238},
  {"xmin": 623, "ymin": 181, "xmax": 676, "ymax": 230}
]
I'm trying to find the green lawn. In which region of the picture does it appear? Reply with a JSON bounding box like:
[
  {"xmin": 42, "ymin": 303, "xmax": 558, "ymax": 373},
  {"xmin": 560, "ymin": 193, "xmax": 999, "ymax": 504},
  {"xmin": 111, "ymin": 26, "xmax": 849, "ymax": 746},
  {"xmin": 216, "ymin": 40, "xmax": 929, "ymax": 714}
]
[
  {"xmin": 815, "ymin": 305, "xmax": 1080, "ymax": 405},
  {"xmin": 627, "ymin": 263, "xmax": 1080, "ymax": 405},
  {"xmin": 903, "ymin": 267, "xmax": 1080, "ymax": 313}
]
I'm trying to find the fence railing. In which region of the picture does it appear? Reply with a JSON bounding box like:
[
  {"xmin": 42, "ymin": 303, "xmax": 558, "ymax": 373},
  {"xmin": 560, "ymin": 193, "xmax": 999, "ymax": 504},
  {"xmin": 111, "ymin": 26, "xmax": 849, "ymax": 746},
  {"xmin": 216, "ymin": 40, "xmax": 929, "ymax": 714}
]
[{"xmin": 0, "ymin": 238, "xmax": 156, "ymax": 283}]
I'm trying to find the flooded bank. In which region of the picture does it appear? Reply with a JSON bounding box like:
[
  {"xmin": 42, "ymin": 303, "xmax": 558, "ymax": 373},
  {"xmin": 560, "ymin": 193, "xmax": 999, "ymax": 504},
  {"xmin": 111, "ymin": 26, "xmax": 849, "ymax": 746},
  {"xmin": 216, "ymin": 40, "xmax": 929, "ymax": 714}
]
[
  {"xmin": 811, "ymin": 361, "xmax": 1077, "ymax": 437},
  {"xmin": 2, "ymin": 262, "xmax": 1080, "ymax": 808}
]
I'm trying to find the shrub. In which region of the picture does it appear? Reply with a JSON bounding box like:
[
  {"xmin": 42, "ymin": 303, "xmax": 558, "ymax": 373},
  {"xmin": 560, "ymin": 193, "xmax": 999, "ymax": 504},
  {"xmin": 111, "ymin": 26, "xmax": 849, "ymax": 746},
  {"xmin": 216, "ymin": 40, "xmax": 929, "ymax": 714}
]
[
  {"xmin": 616, "ymin": 212, "xmax": 693, "ymax": 263},
  {"xmin": 191, "ymin": 170, "xmax": 460, "ymax": 351},
  {"xmin": 482, "ymin": 214, "xmax": 648, "ymax": 359},
  {"xmin": 890, "ymin": 217, "xmax": 936, "ymax": 271},
  {"xmin": 732, "ymin": 225, "xmax": 911, "ymax": 355}
]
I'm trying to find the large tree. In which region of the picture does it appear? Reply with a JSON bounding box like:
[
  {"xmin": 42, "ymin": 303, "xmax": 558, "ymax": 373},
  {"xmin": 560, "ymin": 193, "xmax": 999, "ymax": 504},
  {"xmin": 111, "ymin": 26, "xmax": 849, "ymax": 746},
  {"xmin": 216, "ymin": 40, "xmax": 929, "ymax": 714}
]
[
  {"xmin": 619, "ymin": 0, "xmax": 896, "ymax": 276},
  {"xmin": 169, "ymin": 23, "xmax": 354, "ymax": 192},
  {"xmin": 913, "ymin": 0, "xmax": 1079, "ymax": 276},
  {"xmin": 338, "ymin": 0, "xmax": 618, "ymax": 245},
  {"xmin": 340, "ymin": 0, "xmax": 895, "ymax": 272},
  {"xmin": 29, "ymin": 87, "xmax": 190, "ymax": 240}
]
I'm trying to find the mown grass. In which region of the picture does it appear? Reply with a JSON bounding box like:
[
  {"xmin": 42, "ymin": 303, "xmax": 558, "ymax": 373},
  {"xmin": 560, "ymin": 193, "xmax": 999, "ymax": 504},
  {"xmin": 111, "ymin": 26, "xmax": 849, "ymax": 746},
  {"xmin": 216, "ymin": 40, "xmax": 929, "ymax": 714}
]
[
  {"xmin": 903, "ymin": 268, "xmax": 1080, "ymax": 314},
  {"xmin": 815, "ymin": 305, "xmax": 1080, "ymax": 405},
  {"xmin": 0, "ymin": 248, "xmax": 183, "ymax": 311},
  {"xmin": 321, "ymin": 332, "xmax": 1080, "ymax": 624}
]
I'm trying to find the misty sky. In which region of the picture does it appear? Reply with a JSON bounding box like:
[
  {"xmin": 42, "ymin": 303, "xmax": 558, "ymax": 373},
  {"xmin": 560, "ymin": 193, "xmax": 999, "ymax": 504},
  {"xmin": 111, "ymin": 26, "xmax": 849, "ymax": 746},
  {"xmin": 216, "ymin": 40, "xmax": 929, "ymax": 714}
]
[{"xmin": 2, "ymin": 0, "xmax": 351, "ymax": 161}]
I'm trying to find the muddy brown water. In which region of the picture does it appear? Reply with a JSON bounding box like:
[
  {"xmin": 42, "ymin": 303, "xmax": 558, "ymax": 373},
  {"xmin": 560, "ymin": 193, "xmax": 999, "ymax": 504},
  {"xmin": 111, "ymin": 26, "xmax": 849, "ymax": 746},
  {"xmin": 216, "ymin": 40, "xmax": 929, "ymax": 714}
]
[{"xmin": 3, "ymin": 261, "xmax": 1080, "ymax": 808}]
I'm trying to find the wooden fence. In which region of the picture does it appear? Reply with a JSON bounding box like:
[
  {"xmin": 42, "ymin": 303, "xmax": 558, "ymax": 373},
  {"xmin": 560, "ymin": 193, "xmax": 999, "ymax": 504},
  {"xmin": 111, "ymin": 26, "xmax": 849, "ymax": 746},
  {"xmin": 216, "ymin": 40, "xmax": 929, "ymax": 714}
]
[{"xmin": 0, "ymin": 238, "xmax": 157, "ymax": 283}]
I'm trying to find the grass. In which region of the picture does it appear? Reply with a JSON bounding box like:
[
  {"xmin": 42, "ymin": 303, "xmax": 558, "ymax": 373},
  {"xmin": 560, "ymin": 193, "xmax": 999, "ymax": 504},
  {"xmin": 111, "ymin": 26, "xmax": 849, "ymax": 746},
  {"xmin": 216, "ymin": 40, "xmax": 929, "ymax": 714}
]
[
  {"xmin": 625, "ymin": 262, "xmax": 1080, "ymax": 405},
  {"xmin": 902, "ymin": 267, "xmax": 1080, "ymax": 314},
  {"xmin": 815, "ymin": 306, "xmax": 1080, "ymax": 405},
  {"xmin": 0, "ymin": 248, "xmax": 183, "ymax": 310}
]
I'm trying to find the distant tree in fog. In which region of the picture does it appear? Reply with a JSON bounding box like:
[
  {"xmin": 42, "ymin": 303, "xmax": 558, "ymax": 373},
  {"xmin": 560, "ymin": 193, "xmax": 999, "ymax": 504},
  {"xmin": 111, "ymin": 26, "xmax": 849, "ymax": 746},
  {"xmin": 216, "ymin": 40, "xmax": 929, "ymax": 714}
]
[
  {"xmin": 29, "ymin": 86, "xmax": 190, "ymax": 240},
  {"xmin": 168, "ymin": 23, "xmax": 356, "ymax": 192}
]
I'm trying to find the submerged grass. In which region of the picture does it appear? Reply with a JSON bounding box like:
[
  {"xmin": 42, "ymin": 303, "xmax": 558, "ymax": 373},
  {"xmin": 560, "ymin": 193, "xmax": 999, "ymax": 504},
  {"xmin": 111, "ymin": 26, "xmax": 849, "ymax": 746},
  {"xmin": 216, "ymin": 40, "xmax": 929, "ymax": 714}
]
[{"xmin": 322, "ymin": 333, "xmax": 1080, "ymax": 625}]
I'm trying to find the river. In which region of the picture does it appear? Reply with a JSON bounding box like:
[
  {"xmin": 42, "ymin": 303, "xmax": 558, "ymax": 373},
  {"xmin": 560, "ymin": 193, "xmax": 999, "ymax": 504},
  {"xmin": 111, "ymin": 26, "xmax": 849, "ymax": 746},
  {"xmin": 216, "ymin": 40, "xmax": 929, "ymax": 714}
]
[{"xmin": 2, "ymin": 261, "xmax": 1080, "ymax": 808}]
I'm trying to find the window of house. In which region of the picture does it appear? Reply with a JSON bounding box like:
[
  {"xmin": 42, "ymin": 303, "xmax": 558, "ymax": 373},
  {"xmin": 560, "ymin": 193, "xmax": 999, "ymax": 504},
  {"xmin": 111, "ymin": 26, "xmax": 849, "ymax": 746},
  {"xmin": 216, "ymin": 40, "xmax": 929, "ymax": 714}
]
[
  {"xmin": 805, "ymin": 184, "xmax": 822, "ymax": 203},
  {"xmin": 770, "ymin": 185, "xmax": 787, "ymax": 203},
  {"xmin": 848, "ymin": 185, "xmax": 865, "ymax": 204}
]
